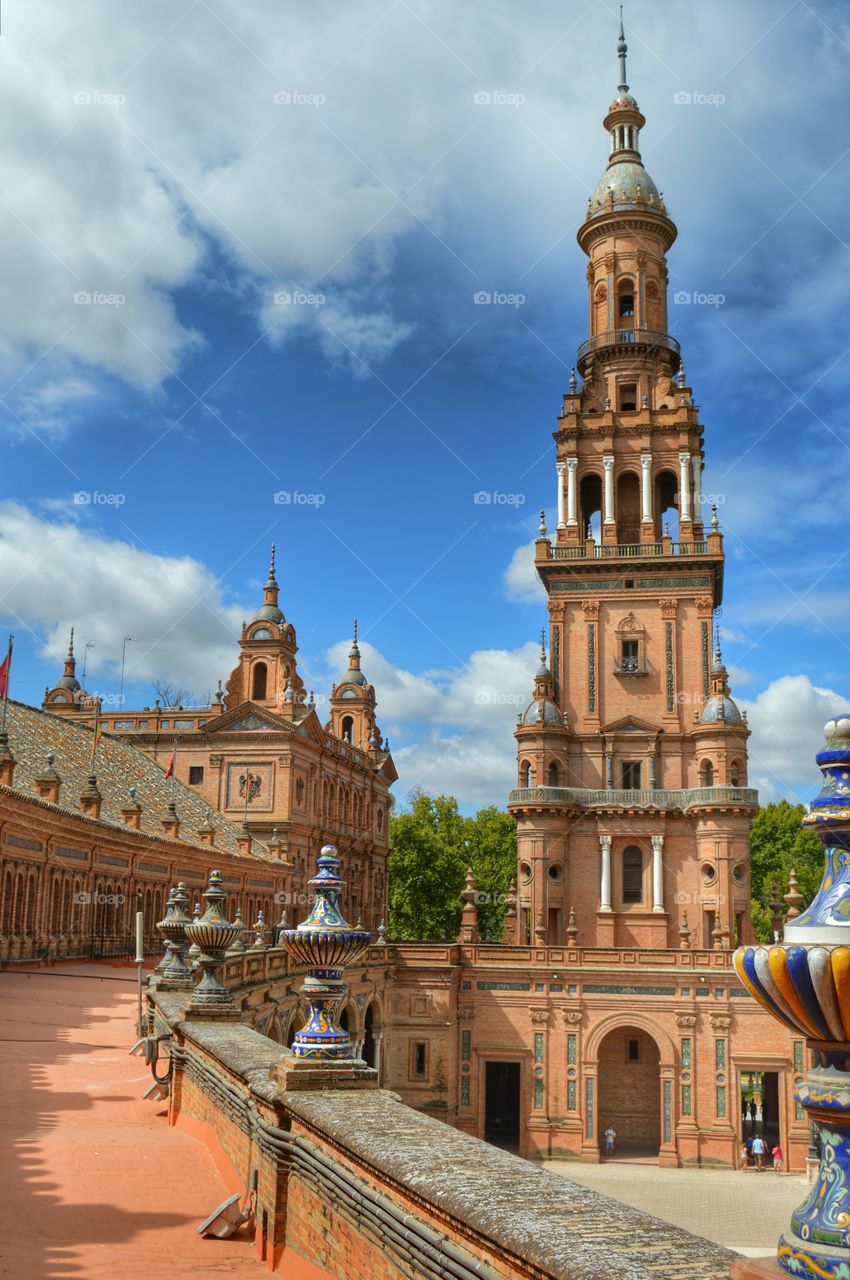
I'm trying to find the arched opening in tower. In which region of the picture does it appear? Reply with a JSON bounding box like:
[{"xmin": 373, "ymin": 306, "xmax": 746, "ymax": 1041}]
[
  {"xmin": 252, "ymin": 662, "xmax": 268, "ymax": 700},
  {"xmin": 579, "ymin": 473, "xmax": 603, "ymax": 542},
  {"xmin": 341, "ymin": 715, "xmax": 354, "ymax": 744},
  {"xmin": 655, "ymin": 469, "xmax": 679, "ymax": 540},
  {"xmin": 616, "ymin": 471, "xmax": 641, "ymax": 544},
  {"xmin": 597, "ymin": 1027, "xmax": 661, "ymax": 1161}
]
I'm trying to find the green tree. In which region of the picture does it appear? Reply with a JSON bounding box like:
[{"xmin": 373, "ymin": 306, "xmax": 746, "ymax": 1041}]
[
  {"xmin": 748, "ymin": 800, "xmax": 824, "ymax": 942},
  {"xmin": 387, "ymin": 792, "xmax": 467, "ymax": 940},
  {"xmin": 387, "ymin": 792, "xmax": 517, "ymax": 941}
]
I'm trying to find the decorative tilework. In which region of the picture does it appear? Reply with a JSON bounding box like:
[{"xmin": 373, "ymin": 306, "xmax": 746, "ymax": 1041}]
[
  {"xmin": 7, "ymin": 834, "xmax": 43, "ymax": 851},
  {"xmin": 588, "ymin": 623, "xmax": 596, "ymax": 713},
  {"xmin": 584, "ymin": 984, "xmax": 676, "ymax": 996},
  {"xmin": 665, "ymin": 621, "xmax": 674, "ymax": 712},
  {"xmin": 55, "ymin": 846, "xmax": 87, "ymax": 861},
  {"xmin": 716, "ymin": 1084, "xmax": 727, "ymax": 1118},
  {"xmin": 715, "ymin": 1039, "xmax": 726, "ymax": 1071},
  {"xmin": 476, "ymin": 981, "xmax": 531, "ymax": 991},
  {"xmin": 730, "ymin": 989, "xmax": 750, "ymax": 997},
  {"xmin": 138, "ymin": 862, "xmax": 167, "ymax": 874},
  {"xmin": 552, "ymin": 625, "xmax": 560, "ymax": 703},
  {"xmin": 568, "ymin": 1033, "xmax": 577, "ymax": 1066},
  {"xmin": 586, "ymin": 1077, "xmax": 594, "ymax": 1139},
  {"xmin": 664, "ymin": 1079, "xmax": 672, "ymax": 1144},
  {"xmin": 534, "ymin": 1033, "xmax": 544, "ymax": 1064},
  {"xmin": 568, "ymin": 1079, "xmax": 577, "ymax": 1110},
  {"xmin": 682, "ymin": 1084, "xmax": 692, "ymax": 1116},
  {"xmin": 794, "ymin": 1040, "xmax": 804, "ymax": 1073},
  {"xmin": 534, "ymin": 1079, "xmax": 544, "ymax": 1110},
  {"xmin": 681, "ymin": 1037, "xmax": 692, "ymax": 1070},
  {"xmin": 702, "ymin": 621, "xmax": 710, "ymax": 698},
  {"xmin": 460, "ymin": 1076, "xmax": 470, "ymax": 1105},
  {"xmin": 462, "ymin": 1030, "xmax": 471, "ymax": 1061},
  {"xmin": 97, "ymin": 854, "xmax": 129, "ymax": 868}
]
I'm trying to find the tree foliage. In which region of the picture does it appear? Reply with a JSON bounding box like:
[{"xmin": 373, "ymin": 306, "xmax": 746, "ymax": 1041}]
[
  {"xmin": 387, "ymin": 791, "xmax": 517, "ymax": 941},
  {"xmin": 748, "ymin": 800, "xmax": 824, "ymax": 942}
]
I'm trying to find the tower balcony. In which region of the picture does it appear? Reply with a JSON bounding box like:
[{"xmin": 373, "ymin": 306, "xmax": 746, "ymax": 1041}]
[
  {"xmin": 550, "ymin": 540, "xmax": 708, "ymax": 560},
  {"xmin": 576, "ymin": 327, "xmax": 680, "ymax": 375},
  {"xmin": 507, "ymin": 785, "xmax": 759, "ymax": 812}
]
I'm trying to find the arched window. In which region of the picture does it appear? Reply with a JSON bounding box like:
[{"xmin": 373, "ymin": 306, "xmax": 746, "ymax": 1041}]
[
  {"xmin": 655, "ymin": 469, "xmax": 679, "ymax": 540},
  {"xmin": 547, "ymin": 762, "xmax": 559, "ymax": 787},
  {"xmin": 341, "ymin": 715, "xmax": 354, "ymax": 744},
  {"xmin": 701, "ymin": 760, "xmax": 715, "ymax": 787},
  {"xmin": 617, "ymin": 278, "xmax": 635, "ymax": 327},
  {"xmin": 580, "ymin": 473, "xmax": 603, "ymax": 541},
  {"xmin": 622, "ymin": 846, "xmax": 643, "ymax": 904},
  {"xmin": 252, "ymin": 662, "xmax": 268, "ymax": 700},
  {"xmin": 520, "ymin": 760, "xmax": 531, "ymax": 788},
  {"xmin": 376, "ymin": 807, "xmax": 384, "ymax": 835},
  {"xmin": 616, "ymin": 471, "xmax": 641, "ymax": 543},
  {"xmin": 730, "ymin": 760, "xmax": 742, "ymax": 787}
]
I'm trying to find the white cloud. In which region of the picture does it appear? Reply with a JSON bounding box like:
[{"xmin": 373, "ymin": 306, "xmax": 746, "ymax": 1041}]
[
  {"xmin": 740, "ymin": 674, "xmax": 848, "ymax": 803},
  {"xmin": 0, "ymin": 501, "xmax": 245, "ymax": 694},
  {"xmin": 503, "ymin": 540, "xmax": 545, "ymax": 604}
]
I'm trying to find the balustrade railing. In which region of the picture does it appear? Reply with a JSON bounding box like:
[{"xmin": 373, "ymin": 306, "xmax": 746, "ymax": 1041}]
[
  {"xmin": 508, "ymin": 785, "xmax": 758, "ymax": 810},
  {"xmin": 550, "ymin": 541, "xmax": 709, "ymax": 561},
  {"xmin": 577, "ymin": 328, "xmax": 681, "ymax": 364}
]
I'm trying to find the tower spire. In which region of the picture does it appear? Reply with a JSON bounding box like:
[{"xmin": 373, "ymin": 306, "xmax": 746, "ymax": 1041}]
[
  {"xmin": 253, "ymin": 544, "xmax": 284, "ymax": 624},
  {"xmin": 617, "ymin": 6, "xmax": 628, "ymax": 93},
  {"xmin": 266, "ymin": 543, "xmax": 277, "ymax": 588}
]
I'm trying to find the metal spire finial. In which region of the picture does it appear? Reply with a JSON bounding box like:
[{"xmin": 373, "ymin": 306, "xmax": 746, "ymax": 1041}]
[
  {"xmin": 617, "ymin": 6, "xmax": 629, "ymax": 93},
  {"xmin": 68, "ymin": 626, "xmax": 75, "ymax": 655},
  {"xmin": 266, "ymin": 542, "xmax": 277, "ymax": 587},
  {"xmin": 540, "ymin": 627, "xmax": 547, "ymax": 665}
]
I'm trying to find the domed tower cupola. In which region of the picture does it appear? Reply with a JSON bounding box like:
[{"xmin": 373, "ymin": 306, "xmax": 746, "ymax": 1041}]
[
  {"xmin": 700, "ymin": 641, "xmax": 743, "ymax": 725},
  {"xmin": 693, "ymin": 637, "xmax": 749, "ymax": 789},
  {"xmin": 327, "ymin": 622, "xmax": 381, "ymax": 749},
  {"xmin": 253, "ymin": 543, "xmax": 285, "ymax": 625},
  {"xmin": 43, "ymin": 628, "xmax": 87, "ymax": 710},
  {"xmin": 515, "ymin": 634, "xmax": 569, "ymax": 789}
]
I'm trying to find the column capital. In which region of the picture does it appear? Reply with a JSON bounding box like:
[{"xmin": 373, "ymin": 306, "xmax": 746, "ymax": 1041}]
[
  {"xmin": 556, "ymin": 460, "xmax": 566, "ymax": 475},
  {"xmin": 599, "ymin": 834, "xmax": 612, "ymax": 852},
  {"xmin": 651, "ymin": 834, "xmax": 664, "ymax": 854},
  {"xmin": 641, "ymin": 452, "xmax": 653, "ymax": 470},
  {"xmin": 566, "ymin": 456, "xmax": 579, "ymax": 473},
  {"xmin": 678, "ymin": 450, "xmax": 691, "ymax": 466},
  {"xmin": 603, "ymin": 455, "xmax": 615, "ymax": 471}
]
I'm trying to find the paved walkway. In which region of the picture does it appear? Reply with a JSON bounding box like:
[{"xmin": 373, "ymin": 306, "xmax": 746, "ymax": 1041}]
[
  {"xmin": 545, "ymin": 1158, "xmax": 806, "ymax": 1257},
  {"xmin": 0, "ymin": 962, "xmax": 263, "ymax": 1279}
]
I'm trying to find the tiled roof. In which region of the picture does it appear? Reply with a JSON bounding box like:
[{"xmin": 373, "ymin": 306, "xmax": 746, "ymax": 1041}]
[{"xmin": 2, "ymin": 700, "xmax": 273, "ymax": 863}]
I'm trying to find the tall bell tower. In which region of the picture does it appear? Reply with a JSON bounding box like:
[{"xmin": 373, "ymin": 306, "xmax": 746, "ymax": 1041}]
[{"xmin": 509, "ymin": 17, "xmax": 757, "ymax": 952}]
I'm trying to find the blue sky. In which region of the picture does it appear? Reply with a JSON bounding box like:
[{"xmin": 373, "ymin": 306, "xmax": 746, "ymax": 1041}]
[{"xmin": 1, "ymin": 0, "xmax": 849, "ymax": 811}]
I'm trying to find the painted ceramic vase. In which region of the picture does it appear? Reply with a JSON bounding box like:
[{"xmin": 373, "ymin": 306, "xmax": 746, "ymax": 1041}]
[
  {"xmin": 156, "ymin": 880, "xmax": 193, "ymax": 986},
  {"xmin": 734, "ymin": 715, "xmax": 850, "ymax": 1280},
  {"xmin": 184, "ymin": 870, "xmax": 242, "ymax": 1010},
  {"xmin": 281, "ymin": 845, "xmax": 371, "ymax": 1059}
]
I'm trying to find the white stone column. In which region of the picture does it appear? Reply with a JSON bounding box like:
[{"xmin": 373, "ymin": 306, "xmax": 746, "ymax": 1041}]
[
  {"xmin": 556, "ymin": 461, "xmax": 566, "ymax": 529},
  {"xmin": 651, "ymin": 834, "xmax": 665, "ymax": 913},
  {"xmin": 603, "ymin": 456, "xmax": 615, "ymax": 525},
  {"xmin": 692, "ymin": 455, "xmax": 703, "ymax": 519},
  {"xmin": 599, "ymin": 835, "xmax": 612, "ymax": 912},
  {"xmin": 640, "ymin": 453, "xmax": 653, "ymax": 525},
  {"xmin": 566, "ymin": 457, "xmax": 578, "ymax": 525},
  {"xmin": 679, "ymin": 452, "xmax": 692, "ymax": 522}
]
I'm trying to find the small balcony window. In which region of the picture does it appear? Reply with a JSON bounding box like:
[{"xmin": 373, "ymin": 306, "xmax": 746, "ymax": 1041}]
[
  {"xmin": 189, "ymin": 765, "xmax": 204, "ymax": 785},
  {"xmin": 619, "ymin": 294, "xmax": 635, "ymax": 318},
  {"xmin": 622, "ymin": 845, "xmax": 643, "ymax": 903},
  {"xmin": 622, "ymin": 760, "xmax": 641, "ymax": 789},
  {"xmin": 615, "ymin": 638, "xmax": 646, "ymax": 674}
]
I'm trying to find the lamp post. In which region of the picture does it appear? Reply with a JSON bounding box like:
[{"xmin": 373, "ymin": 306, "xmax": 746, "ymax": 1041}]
[{"xmin": 119, "ymin": 636, "xmax": 135, "ymax": 707}]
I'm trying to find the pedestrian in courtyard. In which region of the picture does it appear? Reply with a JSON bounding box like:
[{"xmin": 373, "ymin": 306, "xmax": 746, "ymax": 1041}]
[
  {"xmin": 771, "ymin": 1144, "xmax": 783, "ymax": 1173},
  {"xmin": 752, "ymin": 1133, "xmax": 765, "ymax": 1170},
  {"xmin": 749, "ymin": 1099, "xmax": 757, "ymax": 1125},
  {"xmin": 739, "ymin": 1140, "xmax": 748, "ymax": 1169},
  {"xmin": 741, "ymin": 1094, "xmax": 748, "ymax": 1123},
  {"xmin": 604, "ymin": 1125, "xmax": 616, "ymax": 1158}
]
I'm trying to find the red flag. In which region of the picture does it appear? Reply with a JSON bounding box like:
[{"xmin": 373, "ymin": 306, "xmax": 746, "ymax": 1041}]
[
  {"xmin": 164, "ymin": 742, "xmax": 176, "ymax": 778},
  {"xmin": 0, "ymin": 651, "xmax": 9, "ymax": 700}
]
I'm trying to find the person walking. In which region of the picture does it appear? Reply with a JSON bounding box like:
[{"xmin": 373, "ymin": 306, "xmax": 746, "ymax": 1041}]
[
  {"xmin": 604, "ymin": 1125, "xmax": 616, "ymax": 1158},
  {"xmin": 752, "ymin": 1133, "xmax": 765, "ymax": 1170},
  {"xmin": 771, "ymin": 1144, "xmax": 783, "ymax": 1173},
  {"xmin": 741, "ymin": 1094, "xmax": 749, "ymax": 1124},
  {"xmin": 739, "ymin": 1140, "xmax": 749, "ymax": 1169},
  {"xmin": 749, "ymin": 1099, "xmax": 758, "ymax": 1126}
]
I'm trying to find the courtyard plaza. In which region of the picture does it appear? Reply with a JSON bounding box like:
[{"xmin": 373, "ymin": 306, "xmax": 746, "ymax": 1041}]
[
  {"xmin": 0, "ymin": 959, "xmax": 803, "ymax": 1275},
  {"xmin": 545, "ymin": 1158, "xmax": 805, "ymax": 1258}
]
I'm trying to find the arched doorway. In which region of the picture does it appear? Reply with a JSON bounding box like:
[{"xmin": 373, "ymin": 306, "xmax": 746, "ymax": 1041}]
[
  {"xmin": 598, "ymin": 1026, "xmax": 661, "ymax": 1159},
  {"xmin": 362, "ymin": 1003, "xmax": 375, "ymax": 1067}
]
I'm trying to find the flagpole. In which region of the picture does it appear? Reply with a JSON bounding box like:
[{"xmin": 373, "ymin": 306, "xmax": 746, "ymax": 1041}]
[{"xmin": 0, "ymin": 635, "xmax": 12, "ymax": 731}]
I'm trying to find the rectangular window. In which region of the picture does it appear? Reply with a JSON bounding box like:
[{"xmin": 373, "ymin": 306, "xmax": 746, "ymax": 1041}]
[
  {"xmin": 622, "ymin": 846, "xmax": 643, "ymax": 904},
  {"xmin": 622, "ymin": 760, "xmax": 641, "ymax": 789},
  {"xmin": 413, "ymin": 1042, "xmax": 427, "ymax": 1077},
  {"xmin": 619, "ymin": 294, "xmax": 635, "ymax": 318},
  {"xmin": 188, "ymin": 766, "xmax": 204, "ymax": 785},
  {"xmin": 619, "ymin": 382, "xmax": 637, "ymax": 411},
  {"xmin": 628, "ymin": 1037, "xmax": 640, "ymax": 1062}
]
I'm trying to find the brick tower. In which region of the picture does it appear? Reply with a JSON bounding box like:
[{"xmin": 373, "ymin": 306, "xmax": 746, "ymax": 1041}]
[{"xmin": 509, "ymin": 17, "xmax": 757, "ymax": 953}]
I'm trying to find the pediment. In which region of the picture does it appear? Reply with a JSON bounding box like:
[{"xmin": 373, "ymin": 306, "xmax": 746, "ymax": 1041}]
[
  {"xmin": 603, "ymin": 715, "xmax": 659, "ymax": 735},
  {"xmin": 201, "ymin": 702, "xmax": 294, "ymax": 735}
]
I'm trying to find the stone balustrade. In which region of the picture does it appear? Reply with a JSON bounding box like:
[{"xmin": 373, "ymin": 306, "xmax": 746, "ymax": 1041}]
[{"xmin": 508, "ymin": 785, "xmax": 759, "ymax": 812}]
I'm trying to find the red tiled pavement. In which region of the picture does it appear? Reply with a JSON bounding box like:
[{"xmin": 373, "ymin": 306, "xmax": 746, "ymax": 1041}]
[{"xmin": 0, "ymin": 963, "xmax": 265, "ymax": 1279}]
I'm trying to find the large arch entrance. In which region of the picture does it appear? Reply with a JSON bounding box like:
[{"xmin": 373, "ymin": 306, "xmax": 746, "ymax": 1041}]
[{"xmin": 598, "ymin": 1026, "xmax": 661, "ymax": 1159}]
